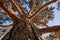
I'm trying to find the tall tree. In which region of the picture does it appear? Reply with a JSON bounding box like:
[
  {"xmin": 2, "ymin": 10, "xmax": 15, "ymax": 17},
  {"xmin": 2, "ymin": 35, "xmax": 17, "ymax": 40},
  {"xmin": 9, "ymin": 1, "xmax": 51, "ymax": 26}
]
[{"xmin": 0, "ymin": 0, "xmax": 60, "ymax": 40}]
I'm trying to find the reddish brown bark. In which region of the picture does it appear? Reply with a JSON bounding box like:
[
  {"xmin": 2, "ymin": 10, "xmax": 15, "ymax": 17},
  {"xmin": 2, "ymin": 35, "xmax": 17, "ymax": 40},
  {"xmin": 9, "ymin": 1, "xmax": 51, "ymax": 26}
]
[
  {"xmin": 39, "ymin": 25, "xmax": 60, "ymax": 34},
  {"xmin": 1, "ymin": 19, "xmax": 41, "ymax": 40},
  {"xmin": 0, "ymin": 0, "xmax": 20, "ymax": 23},
  {"xmin": 10, "ymin": 0, "xmax": 27, "ymax": 17}
]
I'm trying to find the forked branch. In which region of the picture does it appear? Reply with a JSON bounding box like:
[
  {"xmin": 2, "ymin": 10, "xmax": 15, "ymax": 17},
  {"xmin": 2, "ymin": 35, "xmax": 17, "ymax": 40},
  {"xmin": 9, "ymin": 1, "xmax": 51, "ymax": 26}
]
[{"xmin": 28, "ymin": 0, "xmax": 57, "ymax": 19}]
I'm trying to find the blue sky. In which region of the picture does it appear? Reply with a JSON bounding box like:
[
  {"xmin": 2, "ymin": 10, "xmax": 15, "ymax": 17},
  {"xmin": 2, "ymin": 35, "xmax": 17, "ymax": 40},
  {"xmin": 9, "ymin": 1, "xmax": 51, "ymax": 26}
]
[
  {"xmin": 42, "ymin": 1, "xmax": 60, "ymax": 38},
  {"xmin": 47, "ymin": 2, "xmax": 60, "ymax": 26}
]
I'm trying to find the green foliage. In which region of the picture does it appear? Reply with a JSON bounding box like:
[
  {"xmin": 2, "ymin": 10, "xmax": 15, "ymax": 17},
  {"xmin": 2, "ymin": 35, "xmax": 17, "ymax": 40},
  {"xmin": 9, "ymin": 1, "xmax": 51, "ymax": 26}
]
[
  {"xmin": 44, "ymin": 33, "xmax": 57, "ymax": 40},
  {"xmin": 0, "ymin": 0, "xmax": 56, "ymax": 26},
  {"xmin": 57, "ymin": 1, "xmax": 60, "ymax": 10},
  {"xmin": 32, "ymin": 6, "xmax": 55, "ymax": 26},
  {"xmin": 0, "ymin": 13, "xmax": 12, "ymax": 26}
]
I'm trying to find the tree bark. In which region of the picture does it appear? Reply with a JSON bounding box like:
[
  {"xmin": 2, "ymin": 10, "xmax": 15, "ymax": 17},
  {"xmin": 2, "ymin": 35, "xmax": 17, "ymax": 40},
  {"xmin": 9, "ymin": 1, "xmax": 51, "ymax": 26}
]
[{"xmin": 1, "ymin": 19, "xmax": 42, "ymax": 40}]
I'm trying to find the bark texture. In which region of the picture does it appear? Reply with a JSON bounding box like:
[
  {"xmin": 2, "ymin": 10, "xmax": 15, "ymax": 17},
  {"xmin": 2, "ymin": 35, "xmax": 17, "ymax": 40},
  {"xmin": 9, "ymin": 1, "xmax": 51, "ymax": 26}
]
[{"xmin": 1, "ymin": 19, "xmax": 42, "ymax": 40}]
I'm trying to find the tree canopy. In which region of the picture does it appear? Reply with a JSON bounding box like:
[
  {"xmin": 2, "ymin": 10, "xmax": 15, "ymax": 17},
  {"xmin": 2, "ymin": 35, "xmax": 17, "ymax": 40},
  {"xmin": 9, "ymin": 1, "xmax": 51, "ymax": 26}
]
[
  {"xmin": 0, "ymin": 0, "xmax": 58, "ymax": 27},
  {"xmin": 0, "ymin": 0, "xmax": 60, "ymax": 40}
]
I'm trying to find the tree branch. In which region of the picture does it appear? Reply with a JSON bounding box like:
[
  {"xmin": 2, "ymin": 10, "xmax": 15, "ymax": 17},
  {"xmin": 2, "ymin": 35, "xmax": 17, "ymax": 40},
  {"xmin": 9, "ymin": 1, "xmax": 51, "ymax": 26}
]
[
  {"xmin": 0, "ymin": 24, "xmax": 13, "ymax": 27},
  {"xmin": 10, "ymin": 0, "xmax": 27, "ymax": 17},
  {"xmin": 0, "ymin": 12, "xmax": 7, "ymax": 15},
  {"xmin": 0, "ymin": 0, "xmax": 20, "ymax": 22},
  {"xmin": 35, "ymin": 16, "xmax": 48, "ymax": 20},
  {"xmin": 39, "ymin": 25, "xmax": 60, "ymax": 34},
  {"xmin": 28, "ymin": 0, "xmax": 57, "ymax": 19},
  {"xmin": 9, "ymin": 0, "xmax": 23, "ymax": 16},
  {"xmin": 32, "ymin": 21, "xmax": 48, "ymax": 27},
  {"xmin": 29, "ymin": 0, "xmax": 36, "ymax": 15}
]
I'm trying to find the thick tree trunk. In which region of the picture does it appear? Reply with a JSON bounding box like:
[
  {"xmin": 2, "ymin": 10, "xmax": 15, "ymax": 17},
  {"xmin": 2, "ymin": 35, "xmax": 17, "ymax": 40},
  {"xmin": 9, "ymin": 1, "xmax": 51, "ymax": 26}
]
[{"xmin": 1, "ymin": 19, "xmax": 42, "ymax": 40}]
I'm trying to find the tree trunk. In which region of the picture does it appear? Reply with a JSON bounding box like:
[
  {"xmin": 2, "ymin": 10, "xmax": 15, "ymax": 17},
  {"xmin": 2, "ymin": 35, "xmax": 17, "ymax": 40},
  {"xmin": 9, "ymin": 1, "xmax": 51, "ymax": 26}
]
[{"xmin": 1, "ymin": 19, "xmax": 42, "ymax": 40}]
